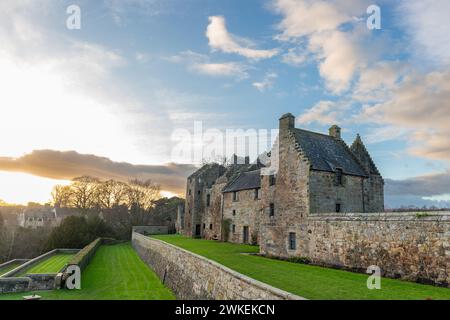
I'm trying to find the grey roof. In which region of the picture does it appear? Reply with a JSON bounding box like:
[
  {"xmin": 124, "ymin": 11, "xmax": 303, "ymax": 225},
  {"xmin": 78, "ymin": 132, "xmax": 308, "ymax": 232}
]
[
  {"xmin": 292, "ymin": 128, "xmax": 367, "ymax": 177},
  {"xmin": 222, "ymin": 170, "xmax": 261, "ymax": 193}
]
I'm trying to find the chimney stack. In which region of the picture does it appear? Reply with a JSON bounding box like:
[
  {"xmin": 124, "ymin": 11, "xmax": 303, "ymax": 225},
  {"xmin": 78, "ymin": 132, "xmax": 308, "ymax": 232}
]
[
  {"xmin": 279, "ymin": 113, "xmax": 295, "ymax": 131},
  {"xmin": 245, "ymin": 156, "xmax": 250, "ymax": 165},
  {"xmin": 329, "ymin": 125, "xmax": 341, "ymax": 139}
]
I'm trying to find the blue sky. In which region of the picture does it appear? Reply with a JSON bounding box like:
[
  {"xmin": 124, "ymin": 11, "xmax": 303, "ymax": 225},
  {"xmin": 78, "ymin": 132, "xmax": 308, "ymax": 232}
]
[{"xmin": 0, "ymin": 0, "xmax": 449, "ymax": 207}]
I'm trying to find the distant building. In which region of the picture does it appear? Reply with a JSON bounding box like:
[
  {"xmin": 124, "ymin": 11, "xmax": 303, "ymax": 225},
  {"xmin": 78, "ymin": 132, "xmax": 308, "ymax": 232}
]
[{"xmin": 18, "ymin": 207, "xmax": 81, "ymax": 229}]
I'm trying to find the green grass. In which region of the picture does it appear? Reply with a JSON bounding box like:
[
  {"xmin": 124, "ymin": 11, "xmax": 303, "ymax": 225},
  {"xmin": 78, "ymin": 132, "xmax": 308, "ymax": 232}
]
[
  {"xmin": 17, "ymin": 254, "xmax": 74, "ymax": 276},
  {"xmin": 0, "ymin": 243, "xmax": 174, "ymax": 300},
  {"xmin": 152, "ymin": 234, "xmax": 450, "ymax": 300},
  {"xmin": 0, "ymin": 262, "xmax": 23, "ymax": 277}
]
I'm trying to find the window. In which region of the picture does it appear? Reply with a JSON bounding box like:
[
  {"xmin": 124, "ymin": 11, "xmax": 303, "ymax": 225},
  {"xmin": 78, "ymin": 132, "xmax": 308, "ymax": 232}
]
[
  {"xmin": 254, "ymin": 188, "xmax": 261, "ymax": 200},
  {"xmin": 209, "ymin": 224, "xmax": 213, "ymax": 230},
  {"xmin": 232, "ymin": 224, "xmax": 236, "ymax": 233},
  {"xmin": 206, "ymin": 194, "xmax": 211, "ymax": 207},
  {"xmin": 336, "ymin": 203, "xmax": 341, "ymax": 213},
  {"xmin": 336, "ymin": 168, "xmax": 343, "ymax": 186},
  {"xmin": 233, "ymin": 191, "xmax": 238, "ymax": 201},
  {"xmin": 232, "ymin": 210, "xmax": 236, "ymax": 216},
  {"xmin": 203, "ymin": 223, "xmax": 205, "ymax": 229},
  {"xmin": 269, "ymin": 175, "xmax": 276, "ymax": 186},
  {"xmin": 289, "ymin": 232, "xmax": 296, "ymax": 250},
  {"xmin": 188, "ymin": 189, "xmax": 191, "ymax": 195},
  {"xmin": 198, "ymin": 190, "xmax": 201, "ymax": 195},
  {"xmin": 269, "ymin": 203, "xmax": 275, "ymax": 217}
]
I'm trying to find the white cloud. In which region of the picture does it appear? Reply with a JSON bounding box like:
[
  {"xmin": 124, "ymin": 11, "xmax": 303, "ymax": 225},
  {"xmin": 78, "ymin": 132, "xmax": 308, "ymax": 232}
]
[
  {"xmin": 398, "ymin": 0, "xmax": 450, "ymax": 65},
  {"xmin": 252, "ymin": 72, "xmax": 278, "ymax": 92},
  {"xmin": 191, "ymin": 62, "xmax": 249, "ymax": 79},
  {"xmin": 281, "ymin": 47, "xmax": 308, "ymax": 66},
  {"xmin": 308, "ymin": 30, "xmax": 364, "ymax": 93},
  {"xmin": 165, "ymin": 50, "xmax": 249, "ymax": 79},
  {"xmin": 270, "ymin": 0, "xmax": 370, "ymax": 94},
  {"xmin": 206, "ymin": 16, "xmax": 279, "ymax": 60},
  {"xmin": 297, "ymin": 100, "xmax": 349, "ymax": 125}
]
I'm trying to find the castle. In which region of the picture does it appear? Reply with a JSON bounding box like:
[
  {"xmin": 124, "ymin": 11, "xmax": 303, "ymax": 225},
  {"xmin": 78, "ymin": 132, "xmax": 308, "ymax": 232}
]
[
  {"xmin": 181, "ymin": 113, "xmax": 384, "ymax": 247},
  {"xmin": 179, "ymin": 114, "xmax": 449, "ymax": 287}
]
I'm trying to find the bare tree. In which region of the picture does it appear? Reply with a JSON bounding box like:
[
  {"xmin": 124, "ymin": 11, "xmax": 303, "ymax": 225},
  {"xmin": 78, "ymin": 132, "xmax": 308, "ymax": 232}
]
[{"xmin": 71, "ymin": 176, "xmax": 100, "ymax": 212}]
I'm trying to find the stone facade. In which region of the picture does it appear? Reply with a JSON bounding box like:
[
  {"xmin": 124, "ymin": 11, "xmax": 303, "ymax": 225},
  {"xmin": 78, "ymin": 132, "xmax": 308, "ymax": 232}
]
[
  {"xmin": 180, "ymin": 112, "xmax": 450, "ymax": 287},
  {"xmin": 260, "ymin": 212, "xmax": 450, "ymax": 287},
  {"xmin": 132, "ymin": 231, "xmax": 304, "ymax": 300}
]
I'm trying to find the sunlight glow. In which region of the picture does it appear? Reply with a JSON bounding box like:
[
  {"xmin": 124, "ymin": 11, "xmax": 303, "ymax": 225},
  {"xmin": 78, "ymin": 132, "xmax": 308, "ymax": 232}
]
[{"xmin": 0, "ymin": 171, "xmax": 69, "ymax": 205}]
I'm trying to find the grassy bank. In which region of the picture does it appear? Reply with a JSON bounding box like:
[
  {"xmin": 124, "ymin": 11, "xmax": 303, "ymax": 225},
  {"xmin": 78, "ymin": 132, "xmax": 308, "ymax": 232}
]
[
  {"xmin": 0, "ymin": 243, "xmax": 174, "ymax": 300},
  {"xmin": 152, "ymin": 234, "xmax": 450, "ymax": 300}
]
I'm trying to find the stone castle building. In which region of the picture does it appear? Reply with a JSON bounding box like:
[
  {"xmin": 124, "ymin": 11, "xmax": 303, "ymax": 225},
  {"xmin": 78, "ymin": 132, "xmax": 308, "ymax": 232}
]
[
  {"xmin": 180, "ymin": 113, "xmax": 449, "ymax": 287},
  {"xmin": 182, "ymin": 113, "xmax": 384, "ymax": 247}
]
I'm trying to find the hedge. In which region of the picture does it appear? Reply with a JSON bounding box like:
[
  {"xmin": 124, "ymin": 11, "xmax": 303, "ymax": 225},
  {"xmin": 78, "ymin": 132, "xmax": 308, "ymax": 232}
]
[{"xmin": 67, "ymin": 238, "xmax": 102, "ymax": 272}]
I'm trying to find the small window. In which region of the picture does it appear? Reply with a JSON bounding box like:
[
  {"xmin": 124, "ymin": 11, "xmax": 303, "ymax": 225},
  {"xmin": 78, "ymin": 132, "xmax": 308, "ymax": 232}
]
[
  {"xmin": 198, "ymin": 190, "xmax": 201, "ymax": 195},
  {"xmin": 336, "ymin": 168, "xmax": 343, "ymax": 186},
  {"xmin": 269, "ymin": 203, "xmax": 275, "ymax": 217},
  {"xmin": 209, "ymin": 224, "xmax": 212, "ymax": 230},
  {"xmin": 206, "ymin": 194, "xmax": 211, "ymax": 207},
  {"xmin": 188, "ymin": 189, "xmax": 191, "ymax": 195},
  {"xmin": 254, "ymin": 188, "xmax": 261, "ymax": 200},
  {"xmin": 232, "ymin": 210, "xmax": 236, "ymax": 216},
  {"xmin": 232, "ymin": 224, "xmax": 236, "ymax": 233},
  {"xmin": 233, "ymin": 191, "xmax": 238, "ymax": 201},
  {"xmin": 202, "ymin": 223, "xmax": 205, "ymax": 229},
  {"xmin": 269, "ymin": 175, "xmax": 276, "ymax": 186},
  {"xmin": 336, "ymin": 203, "xmax": 341, "ymax": 213},
  {"xmin": 289, "ymin": 232, "xmax": 296, "ymax": 250}
]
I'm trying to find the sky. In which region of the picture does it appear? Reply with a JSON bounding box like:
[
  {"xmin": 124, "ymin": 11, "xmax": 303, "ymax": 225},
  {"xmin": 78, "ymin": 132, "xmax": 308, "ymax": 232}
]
[{"xmin": 0, "ymin": 0, "xmax": 450, "ymax": 207}]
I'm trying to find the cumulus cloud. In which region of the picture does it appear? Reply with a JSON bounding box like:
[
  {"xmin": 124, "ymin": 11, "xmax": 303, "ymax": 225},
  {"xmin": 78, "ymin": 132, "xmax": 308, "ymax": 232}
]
[
  {"xmin": 206, "ymin": 16, "xmax": 279, "ymax": 60},
  {"xmin": 398, "ymin": 0, "xmax": 450, "ymax": 65},
  {"xmin": 271, "ymin": 0, "xmax": 366, "ymax": 39},
  {"xmin": 0, "ymin": 150, "xmax": 196, "ymax": 195},
  {"xmin": 270, "ymin": 0, "xmax": 370, "ymax": 94},
  {"xmin": 296, "ymin": 100, "xmax": 349, "ymax": 125},
  {"xmin": 357, "ymin": 69, "xmax": 450, "ymax": 160},
  {"xmin": 252, "ymin": 72, "xmax": 278, "ymax": 92}
]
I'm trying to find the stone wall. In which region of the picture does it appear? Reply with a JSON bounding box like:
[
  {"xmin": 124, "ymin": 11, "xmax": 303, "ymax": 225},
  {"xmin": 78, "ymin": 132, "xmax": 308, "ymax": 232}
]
[
  {"xmin": 223, "ymin": 189, "xmax": 262, "ymax": 244},
  {"xmin": 132, "ymin": 232, "xmax": 304, "ymax": 300},
  {"xmin": 260, "ymin": 212, "xmax": 450, "ymax": 287},
  {"xmin": 309, "ymin": 171, "xmax": 365, "ymax": 213},
  {"xmin": 132, "ymin": 225, "xmax": 169, "ymax": 235}
]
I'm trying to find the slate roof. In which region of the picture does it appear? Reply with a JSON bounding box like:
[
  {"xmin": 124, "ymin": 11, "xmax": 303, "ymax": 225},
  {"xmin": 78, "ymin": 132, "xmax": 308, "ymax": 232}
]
[
  {"xmin": 292, "ymin": 128, "xmax": 367, "ymax": 177},
  {"xmin": 222, "ymin": 170, "xmax": 261, "ymax": 193}
]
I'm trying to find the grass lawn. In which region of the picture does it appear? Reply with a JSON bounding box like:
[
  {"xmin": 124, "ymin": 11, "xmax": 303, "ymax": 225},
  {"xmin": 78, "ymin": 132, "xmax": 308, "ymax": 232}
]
[
  {"xmin": 17, "ymin": 253, "xmax": 74, "ymax": 276},
  {"xmin": 0, "ymin": 243, "xmax": 174, "ymax": 300},
  {"xmin": 0, "ymin": 262, "xmax": 23, "ymax": 277},
  {"xmin": 152, "ymin": 234, "xmax": 450, "ymax": 300}
]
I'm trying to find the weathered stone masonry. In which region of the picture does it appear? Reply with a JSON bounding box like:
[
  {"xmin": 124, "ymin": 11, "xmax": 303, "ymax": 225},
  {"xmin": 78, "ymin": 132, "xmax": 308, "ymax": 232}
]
[
  {"xmin": 132, "ymin": 232, "xmax": 304, "ymax": 300},
  {"xmin": 261, "ymin": 212, "xmax": 450, "ymax": 287},
  {"xmin": 181, "ymin": 112, "xmax": 449, "ymax": 287}
]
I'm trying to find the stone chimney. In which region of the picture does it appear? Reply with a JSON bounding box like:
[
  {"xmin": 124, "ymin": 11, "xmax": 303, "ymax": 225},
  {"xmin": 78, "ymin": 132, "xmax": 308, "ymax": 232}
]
[
  {"xmin": 244, "ymin": 156, "xmax": 250, "ymax": 165},
  {"xmin": 329, "ymin": 125, "xmax": 341, "ymax": 139},
  {"xmin": 232, "ymin": 154, "xmax": 238, "ymax": 165},
  {"xmin": 279, "ymin": 113, "xmax": 295, "ymax": 131}
]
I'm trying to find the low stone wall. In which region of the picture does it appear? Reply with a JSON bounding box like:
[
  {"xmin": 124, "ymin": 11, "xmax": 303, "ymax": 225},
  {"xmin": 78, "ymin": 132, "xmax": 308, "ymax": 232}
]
[
  {"xmin": 261, "ymin": 212, "xmax": 450, "ymax": 287},
  {"xmin": 0, "ymin": 248, "xmax": 79, "ymax": 294},
  {"xmin": 132, "ymin": 225, "xmax": 169, "ymax": 235},
  {"xmin": 0, "ymin": 259, "xmax": 29, "ymax": 273},
  {"xmin": 132, "ymin": 232, "xmax": 304, "ymax": 300},
  {"xmin": 1, "ymin": 249, "xmax": 79, "ymax": 278}
]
